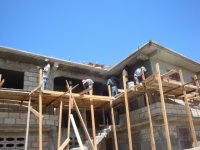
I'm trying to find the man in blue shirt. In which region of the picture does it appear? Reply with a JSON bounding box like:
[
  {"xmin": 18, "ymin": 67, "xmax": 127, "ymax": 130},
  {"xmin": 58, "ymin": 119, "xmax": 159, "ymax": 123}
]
[{"xmin": 134, "ymin": 66, "xmax": 147, "ymax": 85}]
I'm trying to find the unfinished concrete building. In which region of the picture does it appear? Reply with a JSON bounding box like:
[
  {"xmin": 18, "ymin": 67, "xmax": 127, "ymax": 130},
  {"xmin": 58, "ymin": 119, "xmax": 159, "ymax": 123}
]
[{"xmin": 0, "ymin": 41, "xmax": 200, "ymax": 150}]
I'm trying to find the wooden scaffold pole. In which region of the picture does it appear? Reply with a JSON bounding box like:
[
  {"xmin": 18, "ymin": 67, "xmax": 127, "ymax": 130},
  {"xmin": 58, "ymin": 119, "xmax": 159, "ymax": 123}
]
[
  {"xmin": 66, "ymin": 84, "xmax": 73, "ymax": 149},
  {"xmin": 108, "ymin": 85, "xmax": 119, "ymax": 150},
  {"xmin": 90, "ymin": 88, "xmax": 97, "ymax": 150},
  {"xmin": 70, "ymin": 114, "xmax": 85, "ymax": 150},
  {"xmin": 0, "ymin": 74, "xmax": 5, "ymax": 88},
  {"xmin": 72, "ymin": 96, "xmax": 95, "ymax": 149},
  {"xmin": 82, "ymin": 107, "xmax": 87, "ymax": 140},
  {"xmin": 156, "ymin": 63, "xmax": 172, "ymax": 150},
  {"xmin": 59, "ymin": 83, "xmax": 73, "ymax": 150},
  {"xmin": 24, "ymin": 96, "xmax": 31, "ymax": 150},
  {"xmin": 141, "ymin": 69, "xmax": 156, "ymax": 150},
  {"xmin": 39, "ymin": 68, "xmax": 43, "ymax": 150},
  {"xmin": 122, "ymin": 69, "xmax": 133, "ymax": 150},
  {"xmin": 57, "ymin": 98, "xmax": 63, "ymax": 149},
  {"xmin": 179, "ymin": 70, "xmax": 198, "ymax": 147},
  {"xmin": 193, "ymin": 75, "xmax": 200, "ymax": 95}
]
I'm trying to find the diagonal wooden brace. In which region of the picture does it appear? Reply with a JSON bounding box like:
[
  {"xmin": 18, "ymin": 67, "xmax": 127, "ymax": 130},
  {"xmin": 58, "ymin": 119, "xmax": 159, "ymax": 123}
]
[{"xmin": 58, "ymin": 138, "xmax": 70, "ymax": 150}]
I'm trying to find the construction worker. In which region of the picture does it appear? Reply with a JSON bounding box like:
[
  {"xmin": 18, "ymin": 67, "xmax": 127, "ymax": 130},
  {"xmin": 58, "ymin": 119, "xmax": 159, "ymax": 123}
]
[
  {"xmin": 82, "ymin": 79, "xmax": 94, "ymax": 89},
  {"xmin": 107, "ymin": 76, "xmax": 118, "ymax": 96},
  {"xmin": 134, "ymin": 66, "xmax": 147, "ymax": 85},
  {"xmin": 42, "ymin": 58, "xmax": 51, "ymax": 90}
]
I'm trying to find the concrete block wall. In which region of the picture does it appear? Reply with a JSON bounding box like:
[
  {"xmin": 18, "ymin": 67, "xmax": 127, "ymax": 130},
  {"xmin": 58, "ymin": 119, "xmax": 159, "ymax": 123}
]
[
  {"xmin": 0, "ymin": 112, "xmax": 58, "ymax": 149},
  {"xmin": 0, "ymin": 58, "xmax": 39, "ymax": 90},
  {"xmin": 0, "ymin": 112, "xmax": 58, "ymax": 127},
  {"xmin": 119, "ymin": 102, "xmax": 195, "ymax": 127},
  {"xmin": 117, "ymin": 131, "xmax": 129, "ymax": 150},
  {"xmin": 117, "ymin": 124, "xmax": 199, "ymax": 150},
  {"xmin": 27, "ymin": 131, "xmax": 56, "ymax": 150},
  {"xmin": 24, "ymin": 71, "xmax": 39, "ymax": 90},
  {"xmin": 0, "ymin": 130, "xmax": 56, "ymax": 150},
  {"xmin": 118, "ymin": 102, "xmax": 200, "ymax": 150},
  {"xmin": 150, "ymin": 58, "xmax": 195, "ymax": 82}
]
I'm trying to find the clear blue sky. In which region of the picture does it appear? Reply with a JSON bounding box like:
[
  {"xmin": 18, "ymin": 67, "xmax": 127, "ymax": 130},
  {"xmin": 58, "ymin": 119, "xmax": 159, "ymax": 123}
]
[{"xmin": 0, "ymin": 0, "xmax": 200, "ymax": 66}]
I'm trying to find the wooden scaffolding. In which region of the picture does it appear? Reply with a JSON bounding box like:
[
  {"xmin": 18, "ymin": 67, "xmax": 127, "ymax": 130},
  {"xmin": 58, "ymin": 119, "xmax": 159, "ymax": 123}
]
[{"xmin": 0, "ymin": 63, "xmax": 200, "ymax": 150}]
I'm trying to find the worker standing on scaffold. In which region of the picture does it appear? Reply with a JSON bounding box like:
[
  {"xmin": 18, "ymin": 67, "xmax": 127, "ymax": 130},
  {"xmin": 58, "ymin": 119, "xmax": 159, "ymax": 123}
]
[
  {"xmin": 82, "ymin": 79, "xmax": 94, "ymax": 89},
  {"xmin": 42, "ymin": 58, "xmax": 51, "ymax": 90},
  {"xmin": 107, "ymin": 76, "xmax": 118, "ymax": 96},
  {"xmin": 134, "ymin": 66, "xmax": 147, "ymax": 85}
]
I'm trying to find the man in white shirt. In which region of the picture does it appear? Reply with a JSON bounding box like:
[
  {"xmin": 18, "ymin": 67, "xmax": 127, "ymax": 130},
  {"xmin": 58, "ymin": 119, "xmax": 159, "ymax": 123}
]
[
  {"xmin": 42, "ymin": 58, "xmax": 51, "ymax": 90},
  {"xmin": 134, "ymin": 66, "xmax": 147, "ymax": 85},
  {"xmin": 82, "ymin": 79, "xmax": 94, "ymax": 89}
]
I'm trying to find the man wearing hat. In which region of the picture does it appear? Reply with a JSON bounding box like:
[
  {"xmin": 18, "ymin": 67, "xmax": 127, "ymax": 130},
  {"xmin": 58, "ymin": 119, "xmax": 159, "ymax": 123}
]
[{"xmin": 42, "ymin": 58, "xmax": 51, "ymax": 90}]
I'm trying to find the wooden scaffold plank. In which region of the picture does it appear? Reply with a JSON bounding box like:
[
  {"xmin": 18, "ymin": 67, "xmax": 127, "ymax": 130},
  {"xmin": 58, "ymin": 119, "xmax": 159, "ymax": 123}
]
[
  {"xmin": 108, "ymin": 85, "xmax": 119, "ymax": 150},
  {"xmin": 179, "ymin": 70, "xmax": 198, "ymax": 147},
  {"xmin": 156, "ymin": 63, "xmax": 172, "ymax": 150},
  {"xmin": 122, "ymin": 69, "xmax": 133, "ymax": 150},
  {"xmin": 141, "ymin": 69, "xmax": 156, "ymax": 150}
]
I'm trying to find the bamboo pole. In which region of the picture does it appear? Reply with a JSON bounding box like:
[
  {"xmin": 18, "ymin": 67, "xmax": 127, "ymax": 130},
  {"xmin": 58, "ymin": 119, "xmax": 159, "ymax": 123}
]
[
  {"xmin": 179, "ymin": 70, "xmax": 198, "ymax": 147},
  {"xmin": 141, "ymin": 70, "xmax": 156, "ymax": 150},
  {"xmin": 57, "ymin": 99, "xmax": 63, "ymax": 149},
  {"xmin": 70, "ymin": 114, "xmax": 84, "ymax": 150},
  {"xmin": 39, "ymin": 68, "xmax": 43, "ymax": 150},
  {"xmin": 90, "ymin": 88, "xmax": 97, "ymax": 150},
  {"xmin": 108, "ymin": 85, "xmax": 118, "ymax": 150},
  {"xmin": 156, "ymin": 63, "xmax": 171, "ymax": 150},
  {"xmin": 24, "ymin": 96, "xmax": 31, "ymax": 150},
  {"xmin": 122, "ymin": 69, "xmax": 133, "ymax": 150}
]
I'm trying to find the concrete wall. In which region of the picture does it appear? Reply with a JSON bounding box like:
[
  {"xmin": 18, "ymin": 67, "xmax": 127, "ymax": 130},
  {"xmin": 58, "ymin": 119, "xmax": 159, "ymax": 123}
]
[
  {"xmin": 150, "ymin": 58, "xmax": 195, "ymax": 82},
  {"xmin": 0, "ymin": 58, "xmax": 39, "ymax": 90},
  {"xmin": 117, "ymin": 102, "xmax": 200, "ymax": 150},
  {"xmin": 0, "ymin": 57, "xmax": 106, "ymax": 91},
  {"xmin": 0, "ymin": 112, "xmax": 58, "ymax": 150}
]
